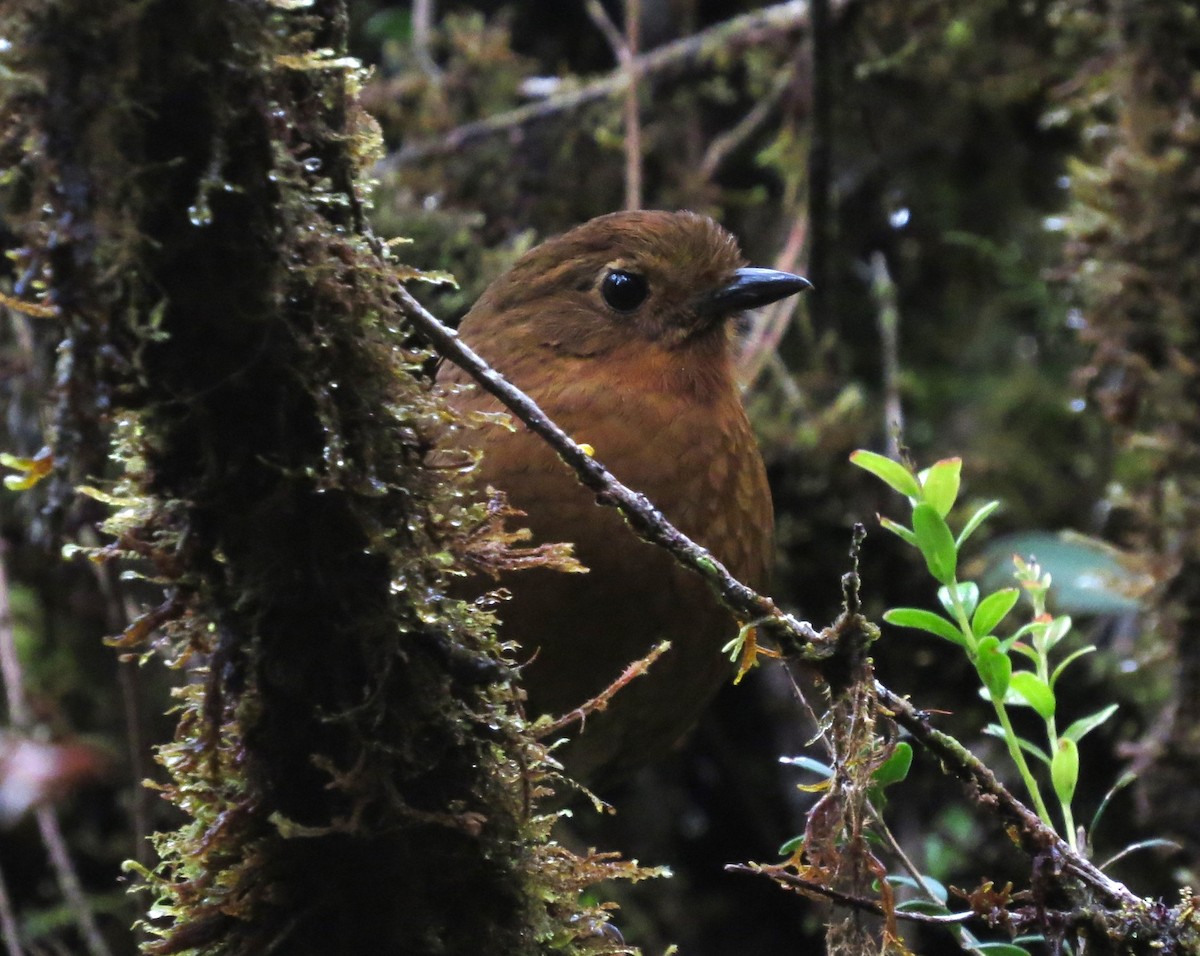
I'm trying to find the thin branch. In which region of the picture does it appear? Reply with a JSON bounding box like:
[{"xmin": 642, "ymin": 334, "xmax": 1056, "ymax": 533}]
[
  {"xmin": 385, "ymin": 0, "xmax": 833, "ymax": 168},
  {"xmin": 534, "ymin": 640, "xmax": 670, "ymax": 739},
  {"xmin": 806, "ymin": 0, "xmax": 833, "ymax": 331},
  {"xmin": 35, "ymin": 808, "xmax": 113, "ymax": 956},
  {"xmin": 583, "ymin": 0, "xmax": 626, "ymax": 59},
  {"xmin": 699, "ymin": 63, "xmax": 795, "ymax": 181},
  {"xmin": 869, "ymin": 250, "xmax": 904, "ymax": 459},
  {"xmin": 864, "ymin": 802, "xmax": 993, "ymax": 955},
  {"xmin": 411, "ymin": 0, "xmax": 441, "ymax": 78},
  {"xmin": 0, "ymin": 552, "xmax": 113, "ymax": 956},
  {"xmin": 0, "ymin": 552, "xmax": 30, "ymax": 729},
  {"xmin": 737, "ymin": 212, "xmax": 808, "ymax": 387},
  {"xmin": 392, "ymin": 282, "xmax": 828, "ymax": 657},
  {"xmin": 582, "ymin": 0, "xmax": 642, "ymax": 209},
  {"xmin": 622, "ymin": 0, "xmax": 642, "ymax": 211},
  {"xmin": 726, "ymin": 863, "xmax": 976, "ymax": 926},
  {"xmin": 783, "ymin": 658, "xmax": 993, "ymax": 952},
  {"xmin": 0, "ymin": 862, "xmax": 24, "ymax": 956},
  {"xmin": 876, "ymin": 684, "xmax": 1141, "ymax": 910}
]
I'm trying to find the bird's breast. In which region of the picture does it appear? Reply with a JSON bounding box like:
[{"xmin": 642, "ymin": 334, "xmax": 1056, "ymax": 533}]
[{"xmin": 445, "ymin": 343, "xmax": 773, "ymax": 782}]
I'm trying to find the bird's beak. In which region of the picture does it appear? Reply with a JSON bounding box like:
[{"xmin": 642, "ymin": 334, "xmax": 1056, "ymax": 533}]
[{"xmin": 701, "ymin": 267, "xmax": 813, "ymax": 315}]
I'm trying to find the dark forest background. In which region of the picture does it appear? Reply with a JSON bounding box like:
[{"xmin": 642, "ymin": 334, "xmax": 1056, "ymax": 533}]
[{"xmin": 1, "ymin": 1, "xmax": 1198, "ymax": 953}]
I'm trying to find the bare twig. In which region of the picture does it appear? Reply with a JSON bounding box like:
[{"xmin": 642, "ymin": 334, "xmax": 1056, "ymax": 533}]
[
  {"xmin": 582, "ymin": 0, "xmax": 642, "ymax": 209},
  {"xmin": 534, "ymin": 640, "xmax": 670, "ymax": 739},
  {"xmin": 392, "ymin": 283, "xmax": 828, "ymax": 657},
  {"xmin": 583, "ymin": 0, "xmax": 626, "ymax": 58},
  {"xmin": 411, "ymin": 0, "xmax": 441, "ymax": 78},
  {"xmin": 699, "ymin": 64, "xmax": 795, "ymax": 181},
  {"xmin": 0, "ymin": 862, "xmax": 23, "ymax": 956},
  {"xmin": 726, "ymin": 863, "xmax": 976, "ymax": 926},
  {"xmin": 736, "ymin": 212, "xmax": 808, "ymax": 388},
  {"xmin": 385, "ymin": 0, "xmax": 831, "ymax": 168},
  {"xmin": 622, "ymin": 0, "xmax": 642, "ymax": 211},
  {"xmin": 0, "ymin": 553, "xmax": 113, "ymax": 956},
  {"xmin": 35, "ymin": 809, "xmax": 113, "ymax": 956},
  {"xmin": 0, "ymin": 554, "xmax": 30, "ymax": 728},
  {"xmin": 863, "ymin": 802, "xmax": 994, "ymax": 955},
  {"xmin": 869, "ymin": 251, "xmax": 904, "ymax": 459},
  {"xmin": 806, "ymin": 0, "xmax": 833, "ymax": 330},
  {"xmin": 784, "ymin": 656, "xmax": 993, "ymax": 952}
]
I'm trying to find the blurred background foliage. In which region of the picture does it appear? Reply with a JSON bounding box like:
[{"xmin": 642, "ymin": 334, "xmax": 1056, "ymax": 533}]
[{"xmin": 2, "ymin": 0, "xmax": 1198, "ymax": 953}]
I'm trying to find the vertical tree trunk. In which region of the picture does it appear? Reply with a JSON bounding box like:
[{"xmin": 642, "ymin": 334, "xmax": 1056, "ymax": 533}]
[{"xmin": 1, "ymin": 1, "xmax": 621, "ymax": 952}]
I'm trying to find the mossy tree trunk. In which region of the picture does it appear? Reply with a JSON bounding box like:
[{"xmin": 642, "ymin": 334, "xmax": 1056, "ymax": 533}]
[
  {"xmin": 1, "ymin": 1, "xmax": 610, "ymax": 952},
  {"xmin": 1065, "ymin": 0, "xmax": 1200, "ymax": 860}
]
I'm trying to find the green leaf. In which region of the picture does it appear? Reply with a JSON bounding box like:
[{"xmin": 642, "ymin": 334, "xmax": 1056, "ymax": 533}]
[
  {"xmin": 778, "ymin": 835, "xmax": 804, "ymax": 856},
  {"xmin": 871, "ymin": 742, "xmax": 913, "ymax": 789},
  {"xmin": 781, "ymin": 755, "xmax": 834, "ymax": 776},
  {"xmin": 972, "ymin": 588, "xmax": 1020, "ymax": 637},
  {"xmin": 885, "ymin": 873, "xmax": 948, "ymax": 904},
  {"xmin": 850, "ymin": 450, "xmax": 922, "ymax": 499},
  {"xmin": 984, "ymin": 724, "xmax": 1050, "ymax": 764},
  {"xmin": 1008, "ymin": 639, "xmax": 1038, "ymax": 662},
  {"xmin": 976, "ymin": 636, "xmax": 1011, "ymax": 700},
  {"xmin": 973, "ymin": 944, "xmax": 1033, "ymax": 956},
  {"xmin": 1099, "ymin": 838, "xmax": 1183, "ymax": 873},
  {"xmin": 880, "ymin": 516, "xmax": 919, "ymax": 548},
  {"xmin": 894, "ymin": 899, "xmax": 949, "ymax": 915},
  {"xmin": 1090, "ymin": 771, "xmax": 1136, "ymax": 834},
  {"xmin": 1051, "ymin": 737, "xmax": 1079, "ymax": 805},
  {"xmin": 1035, "ymin": 615, "xmax": 1073, "ymax": 652},
  {"xmin": 1051, "ymin": 645, "xmax": 1096, "ymax": 685},
  {"xmin": 938, "ymin": 581, "xmax": 979, "ymax": 619},
  {"xmin": 956, "ymin": 499, "xmax": 1000, "ymax": 548},
  {"xmin": 1008, "ymin": 671, "xmax": 1056, "ymax": 719},
  {"xmin": 912, "ymin": 502, "xmax": 958, "ymax": 586},
  {"xmin": 884, "ymin": 608, "xmax": 967, "ymax": 647},
  {"xmin": 1063, "ymin": 703, "xmax": 1118, "ymax": 743},
  {"xmin": 919, "ymin": 457, "xmax": 962, "ymax": 517}
]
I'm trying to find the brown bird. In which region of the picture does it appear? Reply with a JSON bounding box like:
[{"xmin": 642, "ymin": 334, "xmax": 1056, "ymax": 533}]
[{"xmin": 439, "ymin": 210, "xmax": 810, "ymax": 784}]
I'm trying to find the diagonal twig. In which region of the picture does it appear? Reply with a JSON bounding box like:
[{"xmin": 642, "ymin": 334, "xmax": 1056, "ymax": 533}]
[
  {"xmin": 392, "ymin": 282, "xmax": 827, "ymax": 657},
  {"xmin": 0, "ymin": 851, "xmax": 21, "ymax": 956},
  {"xmin": 726, "ymin": 863, "xmax": 977, "ymax": 926},
  {"xmin": 582, "ymin": 0, "xmax": 643, "ymax": 209},
  {"xmin": 390, "ymin": 273, "xmax": 1150, "ymax": 919},
  {"xmin": 0, "ymin": 552, "xmax": 113, "ymax": 956},
  {"xmin": 876, "ymin": 684, "xmax": 1141, "ymax": 910}
]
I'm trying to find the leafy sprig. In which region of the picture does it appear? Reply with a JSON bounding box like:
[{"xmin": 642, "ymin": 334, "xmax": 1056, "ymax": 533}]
[{"xmin": 851, "ymin": 451, "xmax": 1116, "ymax": 849}]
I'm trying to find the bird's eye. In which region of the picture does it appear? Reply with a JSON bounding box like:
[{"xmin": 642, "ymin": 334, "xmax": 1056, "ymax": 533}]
[{"xmin": 601, "ymin": 270, "xmax": 649, "ymax": 312}]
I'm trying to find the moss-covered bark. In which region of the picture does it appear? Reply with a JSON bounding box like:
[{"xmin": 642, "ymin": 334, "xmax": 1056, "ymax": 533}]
[
  {"xmin": 1064, "ymin": 0, "xmax": 1200, "ymax": 860},
  {"xmin": 1, "ymin": 1, "xmax": 637, "ymax": 953}
]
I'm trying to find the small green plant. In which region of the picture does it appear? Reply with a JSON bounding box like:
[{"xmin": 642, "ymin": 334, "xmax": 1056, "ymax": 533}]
[{"xmin": 850, "ymin": 450, "xmax": 1117, "ymax": 851}]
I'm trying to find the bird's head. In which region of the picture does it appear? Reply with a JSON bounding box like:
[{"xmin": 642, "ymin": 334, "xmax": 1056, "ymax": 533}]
[{"xmin": 461, "ymin": 210, "xmax": 810, "ymax": 359}]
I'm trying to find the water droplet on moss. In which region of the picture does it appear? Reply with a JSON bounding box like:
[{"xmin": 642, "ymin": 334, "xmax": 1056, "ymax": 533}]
[{"xmin": 187, "ymin": 201, "xmax": 213, "ymax": 227}]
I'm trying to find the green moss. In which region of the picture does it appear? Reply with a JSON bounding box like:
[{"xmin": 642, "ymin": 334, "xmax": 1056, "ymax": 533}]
[{"xmin": 1, "ymin": 1, "xmax": 647, "ymax": 952}]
